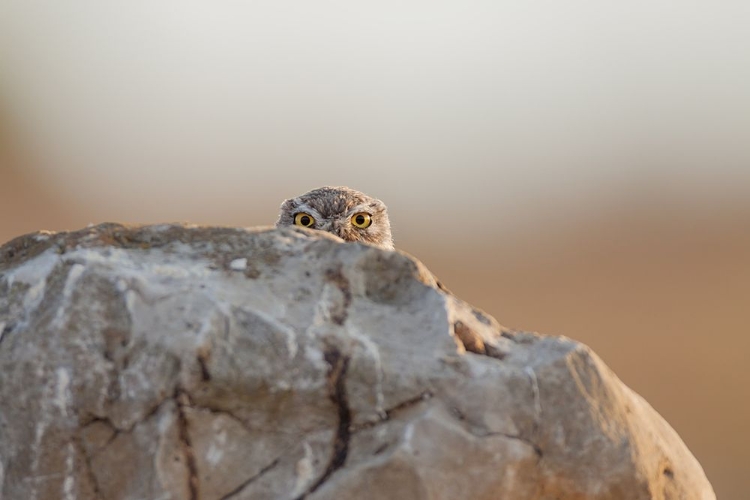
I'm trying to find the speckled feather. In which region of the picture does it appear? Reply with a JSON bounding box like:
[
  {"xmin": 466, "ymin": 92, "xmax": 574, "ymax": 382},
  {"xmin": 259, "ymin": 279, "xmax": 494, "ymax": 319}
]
[{"xmin": 276, "ymin": 186, "xmax": 394, "ymax": 250}]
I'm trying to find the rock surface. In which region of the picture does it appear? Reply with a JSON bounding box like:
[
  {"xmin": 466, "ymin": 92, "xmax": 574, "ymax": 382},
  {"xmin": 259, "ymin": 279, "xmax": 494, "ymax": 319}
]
[{"xmin": 0, "ymin": 223, "xmax": 715, "ymax": 500}]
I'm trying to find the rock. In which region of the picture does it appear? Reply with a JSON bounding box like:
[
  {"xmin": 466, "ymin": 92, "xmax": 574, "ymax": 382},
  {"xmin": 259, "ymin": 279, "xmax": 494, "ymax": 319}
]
[{"xmin": 0, "ymin": 223, "xmax": 715, "ymax": 500}]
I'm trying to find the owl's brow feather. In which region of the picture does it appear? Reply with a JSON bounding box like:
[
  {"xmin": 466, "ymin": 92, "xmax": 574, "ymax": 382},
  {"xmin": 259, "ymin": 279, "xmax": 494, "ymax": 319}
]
[
  {"xmin": 345, "ymin": 203, "xmax": 380, "ymax": 217},
  {"xmin": 295, "ymin": 201, "xmax": 380, "ymax": 220},
  {"xmin": 291, "ymin": 202, "xmax": 324, "ymax": 221}
]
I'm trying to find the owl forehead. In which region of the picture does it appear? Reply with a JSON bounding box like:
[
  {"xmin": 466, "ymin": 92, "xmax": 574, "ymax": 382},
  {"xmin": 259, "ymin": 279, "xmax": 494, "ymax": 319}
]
[{"xmin": 295, "ymin": 189, "xmax": 382, "ymax": 218}]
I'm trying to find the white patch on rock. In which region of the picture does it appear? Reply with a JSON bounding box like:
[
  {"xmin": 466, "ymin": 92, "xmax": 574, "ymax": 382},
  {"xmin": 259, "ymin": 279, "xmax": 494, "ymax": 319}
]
[
  {"xmin": 62, "ymin": 442, "xmax": 75, "ymax": 500},
  {"xmin": 229, "ymin": 258, "xmax": 247, "ymax": 271},
  {"xmin": 525, "ymin": 366, "xmax": 542, "ymax": 419},
  {"xmin": 276, "ymin": 380, "xmax": 291, "ymax": 391},
  {"xmin": 24, "ymin": 280, "xmax": 47, "ymax": 313},
  {"xmin": 64, "ymin": 264, "xmax": 86, "ymax": 293},
  {"xmin": 4, "ymin": 249, "xmax": 59, "ymax": 289},
  {"xmin": 4, "ymin": 250, "xmax": 60, "ymax": 323},
  {"xmin": 402, "ymin": 422, "xmax": 416, "ymax": 453},
  {"xmin": 157, "ymin": 406, "xmax": 174, "ymax": 435},
  {"xmin": 33, "ymin": 231, "xmax": 54, "ymax": 241},
  {"xmin": 62, "ymin": 247, "xmax": 132, "ymax": 267},
  {"xmin": 311, "ymin": 283, "xmax": 345, "ymax": 327},
  {"xmin": 151, "ymin": 264, "xmax": 194, "ymax": 279},
  {"xmin": 285, "ymin": 331, "xmax": 299, "ymax": 361},
  {"xmin": 54, "ymin": 368, "xmax": 71, "ymax": 418},
  {"xmin": 348, "ymin": 325, "xmax": 385, "ymax": 415},
  {"xmin": 29, "ymin": 374, "xmax": 52, "ymax": 500},
  {"xmin": 124, "ymin": 289, "xmax": 138, "ymax": 316},
  {"xmin": 53, "ymin": 264, "xmax": 86, "ymax": 327},
  {"xmin": 292, "ymin": 442, "xmax": 314, "ymax": 497},
  {"xmin": 206, "ymin": 430, "xmax": 227, "ymax": 466}
]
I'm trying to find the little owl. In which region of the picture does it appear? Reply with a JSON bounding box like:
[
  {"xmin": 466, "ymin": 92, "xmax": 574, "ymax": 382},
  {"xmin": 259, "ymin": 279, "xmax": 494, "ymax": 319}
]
[{"xmin": 276, "ymin": 186, "xmax": 394, "ymax": 250}]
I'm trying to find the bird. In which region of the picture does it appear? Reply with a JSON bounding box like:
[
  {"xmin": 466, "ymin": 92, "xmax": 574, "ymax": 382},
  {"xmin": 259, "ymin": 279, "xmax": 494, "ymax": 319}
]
[{"xmin": 276, "ymin": 186, "xmax": 394, "ymax": 250}]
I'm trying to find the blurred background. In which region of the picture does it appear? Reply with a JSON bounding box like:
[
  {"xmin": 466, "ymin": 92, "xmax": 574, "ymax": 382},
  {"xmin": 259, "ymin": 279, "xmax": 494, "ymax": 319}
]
[{"xmin": 1, "ymin": 1, "xmax": 748, "ymax": 496}]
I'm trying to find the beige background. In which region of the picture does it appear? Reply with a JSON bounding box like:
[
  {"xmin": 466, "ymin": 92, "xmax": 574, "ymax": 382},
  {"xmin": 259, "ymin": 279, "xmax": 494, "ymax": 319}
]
[{"xmin": 1, "ymin": 2, "xmax": 749, "ymax": 497}]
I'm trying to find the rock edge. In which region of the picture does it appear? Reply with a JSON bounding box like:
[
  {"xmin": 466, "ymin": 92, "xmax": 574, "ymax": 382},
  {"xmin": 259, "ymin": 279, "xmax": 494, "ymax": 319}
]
[{"xmin": 0, "ymin": 223, "xmax": 715, "ymax": 499}]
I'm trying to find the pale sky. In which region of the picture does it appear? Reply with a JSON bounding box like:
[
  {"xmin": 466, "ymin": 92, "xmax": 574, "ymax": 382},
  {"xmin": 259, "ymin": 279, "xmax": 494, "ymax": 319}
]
[{"xmin": 1, "ymin": 1, "xmax": 748, "ymax": 232}]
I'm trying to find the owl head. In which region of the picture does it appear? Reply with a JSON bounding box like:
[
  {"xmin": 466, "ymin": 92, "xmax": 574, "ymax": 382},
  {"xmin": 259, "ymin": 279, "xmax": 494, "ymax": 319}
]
[{"xmin": 276, "ymin": 186, "xmax": 394, "ymax": 250}]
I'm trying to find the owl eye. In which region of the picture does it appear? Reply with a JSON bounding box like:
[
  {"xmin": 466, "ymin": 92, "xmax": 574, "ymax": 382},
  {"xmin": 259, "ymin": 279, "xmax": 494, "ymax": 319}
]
[
  {"xmin": 294, "ymin": 213, "xmax": 316, "ymax": 227},
  {"xmin": 351, "ymin": 212, "xmax": 372, "ymax": 228}
]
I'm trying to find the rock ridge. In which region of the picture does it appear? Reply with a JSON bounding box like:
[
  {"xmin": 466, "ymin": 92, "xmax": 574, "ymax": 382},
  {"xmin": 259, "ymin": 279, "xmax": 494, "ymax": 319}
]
[{"xmin": 0, "ymin": 223, "xmax": 715, "ymax": 499}]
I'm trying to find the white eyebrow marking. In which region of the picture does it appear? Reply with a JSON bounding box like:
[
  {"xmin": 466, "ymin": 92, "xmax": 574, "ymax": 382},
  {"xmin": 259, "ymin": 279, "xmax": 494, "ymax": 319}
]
[
  {"xmin": 345, "ymin": 204, "xmax": 374, "ymax": 216},
  {"xmin": 294, "ymin": 203, "xmax": 324, "ymax": 221}
]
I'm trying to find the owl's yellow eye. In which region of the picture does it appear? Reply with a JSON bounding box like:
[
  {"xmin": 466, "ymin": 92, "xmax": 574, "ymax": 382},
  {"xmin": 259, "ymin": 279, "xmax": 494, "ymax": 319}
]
[
  {"xmin": 294, "ymin": 213, "xmax": 316, "ymax": 227},
  {"xmin": 351, "ymin": 212, "xmax": 372, "ymax": 228}
]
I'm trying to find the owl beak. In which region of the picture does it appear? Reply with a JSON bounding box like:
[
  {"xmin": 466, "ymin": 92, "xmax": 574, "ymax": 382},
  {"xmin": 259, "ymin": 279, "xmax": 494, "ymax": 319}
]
[
  {"xmin": 327, "ymin": 220, "xmax": 351, "ymax": 242},
  {"xmin": 317, "ymin": 220, "xmax": 337, "ymax": 236}
]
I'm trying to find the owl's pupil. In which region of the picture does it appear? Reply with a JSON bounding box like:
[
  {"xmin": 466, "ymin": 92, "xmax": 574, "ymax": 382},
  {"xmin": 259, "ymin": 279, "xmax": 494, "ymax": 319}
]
[
  {"xmin": 301, "ymin": 215, "xmax": 311, "ymax": 226},
  {"xmin": 356, "ymin": 215, "xmax": 365, "ymax": 225}
]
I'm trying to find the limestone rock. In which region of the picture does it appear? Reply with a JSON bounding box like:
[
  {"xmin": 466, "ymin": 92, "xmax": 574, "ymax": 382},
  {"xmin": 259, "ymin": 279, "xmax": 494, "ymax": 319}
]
[{"xmin": 0, "ymin": 223, "xmax": 715, "ymax": 499}]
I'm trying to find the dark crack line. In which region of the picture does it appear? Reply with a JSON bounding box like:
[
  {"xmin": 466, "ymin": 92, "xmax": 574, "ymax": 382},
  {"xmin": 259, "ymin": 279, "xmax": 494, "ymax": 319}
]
[
  {"xmin": 484, "ymin": 431, "xmax": 543, "ymax": 459},
  {"xmin": 99, "ymin": 431, "xmax": 120, "ymax": 456},
  {"xmin": 385, "ymin": 391, "xmax": 433, "ymax": 418},
  {"xmin": 187, "ymin": 402, "xmax": 256, "ymax": 437},
  {"xmin": 219, "ymin": 458, "xmax": 280, "ymax": 500},
  {"xmin": 350, "ymin": 391, "xmax": 433, "ymax": 433},
  {"xmin": 0, "ymin": 321, "xmax": 12, "ymax": 346},
  {"xmin": 197, "ymin": 351, "xmax": 212, "ymax": 381},
  {"xmin": 294, "ymin": 348, "xmax": 351, "ymax": 500},
  {"xmin": 446, "ymin": 404, "xmax": 543, "ymax": 462},
  {"xmin": 499, "ymin": 330, "xmax": 538, "ymax": 345},
  {"xmin": 80, "ymin": 413, "xmax": 116, "ymax": 429},
  {"xmin": 82, "ymin": 393, "xmax": 172, "ymax": 448},
  {"xmin": 72, "ymin": 435, "xmax": 104, "ymax": 500},
  {"xmin": 80, "ymin": 417, "xmax": 121, "ymax": 459},
  {"xmin": 500, "ymin": 331, "xmax": 519, "ymax": 343},
  {"xmin": 176, "ymin": 391, "xmax": 199, "ymax": 500},
  {"xmin": 117, "ymin": 394, "xmax": 174, "ymax": 434}
]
